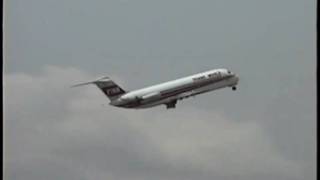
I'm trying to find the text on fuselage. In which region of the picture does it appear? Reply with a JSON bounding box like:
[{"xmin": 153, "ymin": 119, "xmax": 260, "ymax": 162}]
[{"xmin": 193, "ymin": 72, "xmax": 222, "ymax": 82}]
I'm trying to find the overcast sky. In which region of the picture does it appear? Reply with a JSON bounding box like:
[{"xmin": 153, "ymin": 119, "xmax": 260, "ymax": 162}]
[{"xmin": 4, "ymin": 0, "xmax": 316, "ymax": 180}]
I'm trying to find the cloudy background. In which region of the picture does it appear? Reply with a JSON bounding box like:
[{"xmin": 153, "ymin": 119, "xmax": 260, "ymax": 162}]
[{"xmin": 4, "ymin": 0, "xmax": 316, "ymax": 180}]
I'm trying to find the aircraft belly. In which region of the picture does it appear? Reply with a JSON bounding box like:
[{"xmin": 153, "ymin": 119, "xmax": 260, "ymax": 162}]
[{"xmin": 134, "ymin": 100, "xmax": 166, "ymax": 109}]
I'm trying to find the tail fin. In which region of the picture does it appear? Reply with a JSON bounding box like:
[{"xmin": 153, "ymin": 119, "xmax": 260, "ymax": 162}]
[{"xmin": 72, "ymin": 76, "xmax": 127, "ymax": 101}]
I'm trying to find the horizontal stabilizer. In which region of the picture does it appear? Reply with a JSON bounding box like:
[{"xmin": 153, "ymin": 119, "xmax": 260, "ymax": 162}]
[
  {"xmin": 71, "ymin": 76, "xmax": 110, "ymax": 88},
  {"xmin": 71, "ymin": 81, "xmax": 95, "ymax": 88}
]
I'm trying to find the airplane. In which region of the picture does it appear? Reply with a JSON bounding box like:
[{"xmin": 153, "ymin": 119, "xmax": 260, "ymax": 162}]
[{"xmin": 72, "ymin": 68, "xmax": 239, "ymax": 109}]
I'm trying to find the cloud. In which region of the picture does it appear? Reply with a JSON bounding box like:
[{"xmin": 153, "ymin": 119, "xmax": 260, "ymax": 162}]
[{"xmin": 4, "ymin": 65, "xmax": 304, "ymax": 180}]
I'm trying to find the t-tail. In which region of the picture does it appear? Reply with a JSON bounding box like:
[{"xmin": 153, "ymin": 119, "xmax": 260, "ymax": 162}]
[{"xmin": 71, "ymin": 76, "xmax": 127, "ymax": 101}]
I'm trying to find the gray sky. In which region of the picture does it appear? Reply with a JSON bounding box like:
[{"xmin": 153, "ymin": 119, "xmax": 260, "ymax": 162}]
[{"xmin": 4, "ymin": 0, "xmax": 316, "ymax": 180}]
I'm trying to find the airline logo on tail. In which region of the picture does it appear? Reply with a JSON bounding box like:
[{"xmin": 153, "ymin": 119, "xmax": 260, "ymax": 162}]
[
  {"xmin": 94, "ymin": 80, "xmax": 126, "ymax": 100},
  {"xmin": 101, "ymin": 86, "xmax": 124, "ymax": 97}
]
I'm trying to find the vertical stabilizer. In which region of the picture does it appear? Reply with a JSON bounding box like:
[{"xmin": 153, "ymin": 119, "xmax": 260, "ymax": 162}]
[
  {"xmin": 93, "ymin": 77, "xmax": 126, "ymax": 101},
  {"xmin": 72, "ymin": 76, "xmax": 127, "ymax": 101}
]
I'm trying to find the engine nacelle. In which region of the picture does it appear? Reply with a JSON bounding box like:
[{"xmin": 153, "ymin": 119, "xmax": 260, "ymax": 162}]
[{"xmin": 141, "ymin": 92, "xmax": 162, "ymax": 102}]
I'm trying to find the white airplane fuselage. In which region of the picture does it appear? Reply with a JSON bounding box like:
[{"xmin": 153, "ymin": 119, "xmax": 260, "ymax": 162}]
[{"xmin": 108, "ymin": 68, "xmax": 239, "ymax": 109}]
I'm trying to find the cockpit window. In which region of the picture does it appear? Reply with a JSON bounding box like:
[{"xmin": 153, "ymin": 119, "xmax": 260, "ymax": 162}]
[{"xmin": 227, "ymin": 70, "xmax": 231, "ymax": 74}]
